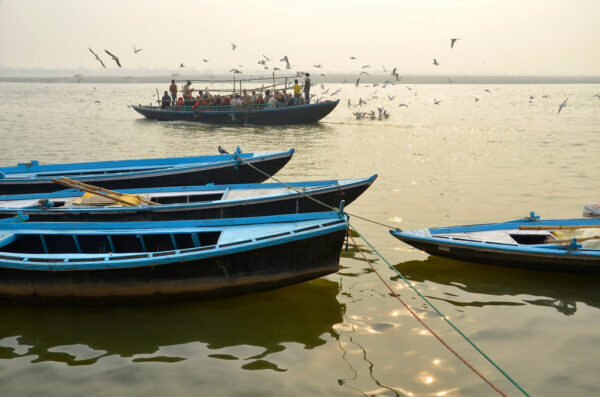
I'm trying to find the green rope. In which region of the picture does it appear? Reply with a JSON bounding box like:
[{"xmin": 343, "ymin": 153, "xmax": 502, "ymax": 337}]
[{"xmin": 350, "ymin": 224, "xmax": 531, "ymax": 397}]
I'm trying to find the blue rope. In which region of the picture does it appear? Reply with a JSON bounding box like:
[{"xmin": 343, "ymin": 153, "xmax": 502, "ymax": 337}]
[{"xmin": 350, "ymin": 224, "xmax": 530, "ymax": 397}]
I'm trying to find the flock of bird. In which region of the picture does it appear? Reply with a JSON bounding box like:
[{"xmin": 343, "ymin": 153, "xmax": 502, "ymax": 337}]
[{"xmin": 85, "ymin": 38, "xmax": 597, "ymax": 117}]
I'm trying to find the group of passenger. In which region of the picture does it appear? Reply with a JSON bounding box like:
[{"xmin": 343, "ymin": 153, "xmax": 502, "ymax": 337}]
[{"xmin": 161, "ymin": 74, "xmax": 312, "ymax": 111}]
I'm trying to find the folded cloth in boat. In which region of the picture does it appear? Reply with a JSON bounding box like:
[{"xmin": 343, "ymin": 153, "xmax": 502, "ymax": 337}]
[
  {"xmin": 552, "ymin": 228, "xmax": 600, "ymax": 249},
  {"xmin": 72, "ymin": 192, "xmax": 142, "ymax": 206}
]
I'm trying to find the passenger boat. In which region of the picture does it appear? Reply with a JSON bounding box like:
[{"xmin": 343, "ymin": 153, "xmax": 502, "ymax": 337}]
[
  {"xmin": 390, "ymin": 213, "xmax": 600, "ymax": 272},
  {"xmin": 0, "ymin": 175, "xmax": 376, "ymax": 222},
  {"xmin": 0, "ymin": 210, "xmax": 348, "ymax": 303},
  {"xmin": 131, "ymin": 100, "xmax": 339, "ymax": 125},
  {"xmin": 0, "ymin": 148, "xmax": 294, "ymax": 194}
]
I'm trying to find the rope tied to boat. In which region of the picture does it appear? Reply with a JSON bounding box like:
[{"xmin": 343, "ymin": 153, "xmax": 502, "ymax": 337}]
[
  {"xmin": 349, "ymin": 224, "xmax": 531, "ymax": 397},
  {"xmin": 236, "ymin": 158, "xmax": 398, "ymax": 229}
]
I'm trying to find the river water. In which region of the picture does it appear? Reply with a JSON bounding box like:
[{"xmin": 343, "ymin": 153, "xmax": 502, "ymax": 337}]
[{"xmin": 0, "ymin": 82, "xmax": 599, "ymax": 396}]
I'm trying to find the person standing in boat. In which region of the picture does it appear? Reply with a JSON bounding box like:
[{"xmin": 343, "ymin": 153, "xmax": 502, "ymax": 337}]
[
  {"xmin": 303, "ymin": 73, "xmax": 311, "ymax": 104},
  {"xmin": 183, "ymin": 80, "xmax": 194, "ymax": 106},
  {"xmin": 161, "ymin": 91, "xmax": 171, "ymax": 109},
  {"xmin": 293, "ymin": 79, "xmax": 301, "ymax": 105},
  {"xmin": 169, "ymin": 80, "xmax": 178, "ymax": 106}
]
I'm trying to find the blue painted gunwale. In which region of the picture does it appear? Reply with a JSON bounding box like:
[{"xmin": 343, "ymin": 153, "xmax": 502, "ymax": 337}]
[
  {"xmin": 391, "ymin": 217, "xmax": 600, "ymax": 262},
  {"xmin": 0, "ymin": 149, "xmax": 294, "ymax": 181},
  {"xmin": 0, "ymin": 176, "xmax": 376, "ymax": 216},
  {"xmin": 0, "ymin": 211, "xmax": 348, "ymax": 270}
]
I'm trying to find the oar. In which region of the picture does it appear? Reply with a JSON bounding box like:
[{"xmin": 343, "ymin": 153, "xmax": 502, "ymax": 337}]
[
  {"xmin": 548, "ymin": 235, "xmax": 600, "ymax": 245},
  {"xmin": 520, "ymin": 225, "xmax": 600, "ymax": 231},
  {"xmin": 52, "ymin": 177, "xmax": 159, "ymax": 206}
]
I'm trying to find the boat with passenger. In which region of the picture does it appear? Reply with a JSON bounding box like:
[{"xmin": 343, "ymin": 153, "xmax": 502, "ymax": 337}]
[
  {"xmin": 391, "ymin": 212, "xmax": 600, "ymax": 272},
  {"xmin": 0, "ymin": 210, "xmax": 348, "ymax": 303},
  {"xmin": 132, "ymin": 75, "xmax": 339, "ymax": 125}
]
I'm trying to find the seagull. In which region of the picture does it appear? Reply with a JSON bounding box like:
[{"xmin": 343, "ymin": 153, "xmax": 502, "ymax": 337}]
[
  {"xmin": 388, "ymin": 95, "xmax": 396, "ymax": 100},
  {"xmin": 273, "ymin": 67, "xmax": 281, "ymax": 71},
  {"xmin": 360, "ymin": 71, "xmax": 369, "ymax": 76},
  {"xmin": 322, "ymin": 88, "xmax": 329, "ymax": 94},
  {"xmin": 382, "ymin": 65, "xmax": 387, "ymax": 72},
  {"xmin": 218, "ymin": 146, "xmax": 229, "ymax": 155},
  {"xmin": 133, "ymin": 44, "xmax": 143, "ymax": 54},
  {"xmin": 313, "ymin": 63, "xmax": 322, "ymax": 68},
  {"xmin": 104, "ymin": 49, "xmax": 121, "ymax": 67},
  {"xmin": 593, "ymin": 94, "xmax": 600, "ymax": 100},
  {"xmin": 229, "ymin": 68, "xmax": 242, "ymax": 74},
  {"xmin": 342, "ymin": 79, "xmax": 351, "ymax": 84},
  {"xmin": 88, "ymin": 48, "xmax": 106, "ymax": 68},
  {"xmin": 73, "ymin": 74, "xmax": 84, "ymax": 83},
  {"xmin": 450, "ymin": 38, "xmax": 461, "ymax": 48},
  {"xmin": 557, "ymin": 98, "xmax": 568, "ymax": 115},
  {"xmin": 448, "ymin": 78, "xmax": 455, "ymax": 84},
  {"xmin": 433, "ymin": 98, "xmax": 441, "ymax": 105},
  {"xmin": 280, "ymin": 55, "xmax": 291, "ymax": 69},
  {"xmin": 398, "ymin": 103, "xmax": 408, "ymax": 107},
  {"xmin": 331, "ymin": 88, "xmax": 342, "ymax": 96},
  {"xmin": 203, "ymin": 59, "xmax": 209, "ymax": 62},
  {"xmin": 231, "ymin": 42, "xmax": 237, "ymax": 50},
  {"xmin": 350, "ymin": 56, "xmax": 356, "ymax": 60},
  {"xmin": 361, "ymin": 65, "xmax": 370, "ymax": 69},
  {"xmin": 484, "ymin": 89, "xmax": 491, "ymax": 93},
  {"xmin": 474, "ymin": 97, "xmax": 480, "ymax": 102},
  {"xmin": 179, "ymin": 63, "xmax": 185, "ymax": 68},
  {"xmin": 433, "ymin": 58, "xmax": 439, "ymax": 66},
  {"xmin": 320, "ymin": 84, "xmax": 325, "ymax": 90},
  {"xmin": 262, "ymin": 54, "xmax": 270, "ymax": 61}
]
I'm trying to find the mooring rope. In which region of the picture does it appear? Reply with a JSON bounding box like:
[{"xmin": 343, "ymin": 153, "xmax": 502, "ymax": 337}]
[{"xmin": 238, "ymin": 157, "xmax": 530, "ymax": 396}]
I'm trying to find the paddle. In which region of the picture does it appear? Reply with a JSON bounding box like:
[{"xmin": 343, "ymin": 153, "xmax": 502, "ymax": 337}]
[{"xmin": 52, "ymin": 177, "xmax": 159, "ymax": 206}]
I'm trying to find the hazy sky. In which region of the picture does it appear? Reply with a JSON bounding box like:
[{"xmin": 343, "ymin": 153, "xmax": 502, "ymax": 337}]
[{"xmin": 1, "ymin": 0, "xmax": 599, "ymax": 75}]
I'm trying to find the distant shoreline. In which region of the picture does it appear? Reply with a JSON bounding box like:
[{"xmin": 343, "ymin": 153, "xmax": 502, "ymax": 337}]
[{"xmin": 1, "ymin": 74, "xmax": 599, "ymax": 85}]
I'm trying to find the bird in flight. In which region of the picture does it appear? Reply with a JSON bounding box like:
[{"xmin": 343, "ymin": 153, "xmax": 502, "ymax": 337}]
[
  {"xmin": 218, "ymin": 146, "xmax": 229, "ymax": 155},
  {"xmin": 273, "ymin": 67, "xmax": 281, "ymax": 71},
  {"xmin": 474, "ymin": 97, "xmax": 480, "ymax": 102},
  {"xmin": 179, "ymin": 63, "xmax": 185, "ymax": 68},
  {"xmin": 350, "ymin": 56, "xmax": 356, "ymax": 60},
  {"xmin": 360, "ymin": 71, "xmax": 369, "ymax": 76},
  {"xmin": 433, "ymin": 58, "xmax": 439, "ymax": 66},
  {"xmin": 88, "ymin": 48, "xmax": 106, "ymax": 68},
  {"xmin": 388, "ymin": 95, "xmax": 396, "ymax": 100},
  {"xmin": 313, "ymin": 63, "xmax": 322, "ymax": 68},
  {"xmin": 203, "ymin": 59, "xmax": 209, "ymax": 62},
  {"xmin": 263, "ymin": 54, "xmax": 270, "ymax": 61},
  {"xmin": 433, "ymin": 98, "xmax": 441, "ymax": 105},
  {"xmin": 231, "ymin": 42, "xmax": 237, "ymax": 50},
  {"xmin": 230, "ymin": 68, "xmax": 242, "ymax": 74},
  {"xmin": 280, "ymin": 55, "xmax": 291, "ymax": 69},
  {"xmin": 332, "ymin": 88, "xmax": 342, "ymax": 96},
  {"xmin": 593, "ymin": 94, "xmax": 600, "ymax": 100},
  {"xmin": 398, "ymin": 103, "xmax": 408, "ymax": 107},
  {"xmin": 450, "ymin": 38, "xmax": 461, "ymax": 48},
  {"xmin": 104, "ymin": 50, "xmax": 121, "ymax": 67},
  {"xmin": 557, "ymin": 98, "xmax": 568, "ymax": 115},
  {"xmin": 133, "ymin": 44, "xmax": 143, "ymax": 54},
  {"xmin": 448, "ymin": 78, "xmax": 455, "ymax": 84},
  {"xmin": 361, "ymin": 65, "xmax": 370, "ymax": 69}
]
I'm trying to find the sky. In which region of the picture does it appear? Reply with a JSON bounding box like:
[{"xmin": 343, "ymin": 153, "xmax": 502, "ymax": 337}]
[{"xmin": 0, "ymin": 0, "xmax": 599, "ymax": 76}]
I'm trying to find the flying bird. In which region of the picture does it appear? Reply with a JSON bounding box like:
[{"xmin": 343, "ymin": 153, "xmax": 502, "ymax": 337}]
[
  {"xmin": 203, "ymin": 59, "xmax": 209, "ymax": 62},
  {"xmin": 398, "ymin": 103, "xmax": 408, "ymax": 107},
  {"xmin": 231, "ymin": 42, "xmax": 237, "ymax": 50},
  {"xmin": 388, "ymin": 95, "xmax": 396, "ymax": 100},
  {"xmin": 433, "ymin": 58, "xmax": 439, "ymax": 66},
  {"xmin": 133, "ymin": 44, "xmax": 143, "ymax": 54},
  {"xmin": 262, "ymin": 54, "xmax": 270, "ymax": 61},
  {"xmin": 557, "ymin": 98, "xmax": 568, "ymax": 115},
  {"xmin": 450, "ymin": 38, "xmax": 461, "ymax": 48},
  {"xmin": 313, "ymin": 63, "xmax": 322, "ymax": 68},
  {"xmin": 593, "ymin": 94, "xmax": 600, "ymax": 100},
  {"xmin": 322, "ymin": 88, "xmax": 329, "ymax": 94},
  {"xmin": 448, "ymin": 78, "xmax": 455, "ymax": 84},
  {"xmin": 474, "ymin": 97, "xmax": 480, "ymax": 102},
  {"xmin": 73, "ymin": 74, "xmax": 84, "ymax": 83},
  {"xmin": 229, "ymin": 68, "xmax": 242, "ymax": 74},
  {"xmin": 218, "ymin": 146, "xmax": 229, "ymax": 155},
  {"xmin": 273, "ymin": 67, "xmax": 281, "ymax": 71},
  {"xmin": 179, "ymin": 63, "xmax": 185, "ymax": 68},
  {"xmin": 349, "ymin": 56, "xmax": 356, "ymax": 60},
  {"xmin": 319, "ymin": 83, "xmax": 325, "ymax": 90},
  {"xmin": 280, "ymin": 55, "xmax": 291, "ymax": 69},
  {"xmin": 331, "ymin": 88, "xmax": 342, "ymax": 96},
  {"xmin": 88, "ymin": 48, "xmax": 106, "ymax": 68},
  {"xmin": 104, "ymin": 49, "xmax": 121, "ymax": 67},
  {"xmin": 361, "ymin": 65, "xmax": 370, "ymax": 69},
  {"xmin": 360, "ymin": 71, "xmax": 369, "ymax": 76},
  {"xmin": 433, "ymin": 98, "xmax": 441, "ymax": 105}
]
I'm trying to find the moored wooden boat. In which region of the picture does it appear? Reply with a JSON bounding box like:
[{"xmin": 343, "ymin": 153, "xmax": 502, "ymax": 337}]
[
  {"xmin": 391, "ymin": 214, "xmax": 600, "ymax": 272},
  {"xmin": 0, "ymin": 175, "xmax": 376, "ymax": 222},
  {"xmin": 0, "ymin": 148, "xmax": 294, "ymax": 194},
  {"xmin": 132, "ymin": 100, "xmax": 339, "ymax": 125},
  {"xmin": 0, "ymin": 211, "xmax": 348, "ymax": 303}
]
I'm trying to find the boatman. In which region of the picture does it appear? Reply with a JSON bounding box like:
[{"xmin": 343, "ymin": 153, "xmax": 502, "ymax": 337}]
[
  {"xmin": 169, "ymin": 80, "xmax": 178, "ymax": 106},
  {"xmin": 161, "ymin": 91, "xmax": 171, "ymax": 109},
  {"xmin": 293, "ymin": 79, "xmax": 301, "ymax": 105},
  {"xmin": 303, "ymin": 73, "xmax": 311, "ymax": 104}
]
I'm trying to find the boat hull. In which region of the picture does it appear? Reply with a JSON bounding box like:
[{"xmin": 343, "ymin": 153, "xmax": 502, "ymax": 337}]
[
  {"xmin": 0, "ymin": 177, "xmax": 374, "ymax": 222},
  {"xmin": 0, "ymin": 153, "xmax": 292, "ymax": 195},
  {"xmin": 132, "ymin": 100, "xmax": 339, "ymax": 125}
]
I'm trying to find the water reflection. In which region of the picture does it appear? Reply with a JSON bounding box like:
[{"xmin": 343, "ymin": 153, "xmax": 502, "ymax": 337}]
[
  {"xmin": 394, "ymin": 256, "xmax": 600, "ymax": 315},
  {"xmin": 0, "ymin": 279, "xmax": 343, "ymax": 366}
]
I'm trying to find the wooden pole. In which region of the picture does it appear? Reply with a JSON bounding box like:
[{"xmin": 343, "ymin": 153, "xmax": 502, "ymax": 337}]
[
  {"xmin": 519, "ymin": 225, "xmax": 600, "ymax": 231},
  {"xmin": 548, "ymin": 235, "xmax": 600, "ymax": 244},
  {"xmin": 272, "ymin": 72, "xmax": 276, "ymax": 93},
  {"xmin": 52, "ymin": 177, "xmax": 159, "ymax": 206}
]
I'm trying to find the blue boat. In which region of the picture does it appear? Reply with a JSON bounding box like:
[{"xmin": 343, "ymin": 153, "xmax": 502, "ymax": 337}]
[
  {"xmin": 0, "ymin": 148, "xmax": 294, "ymax": 194},
  {"xmin": 0, "ymin": 211, "xmax": 348, "ymax": 303},
  {"xmin": 132, "ymin": 100, "xmax": 339, "ymax": 125},
  {"xmin": 0, "ymin": 175, "xmax": 376, "ymax": 222},
  {"xmin": 391, "ymin": 213, "xmax": 600, "ymax": 272}
]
